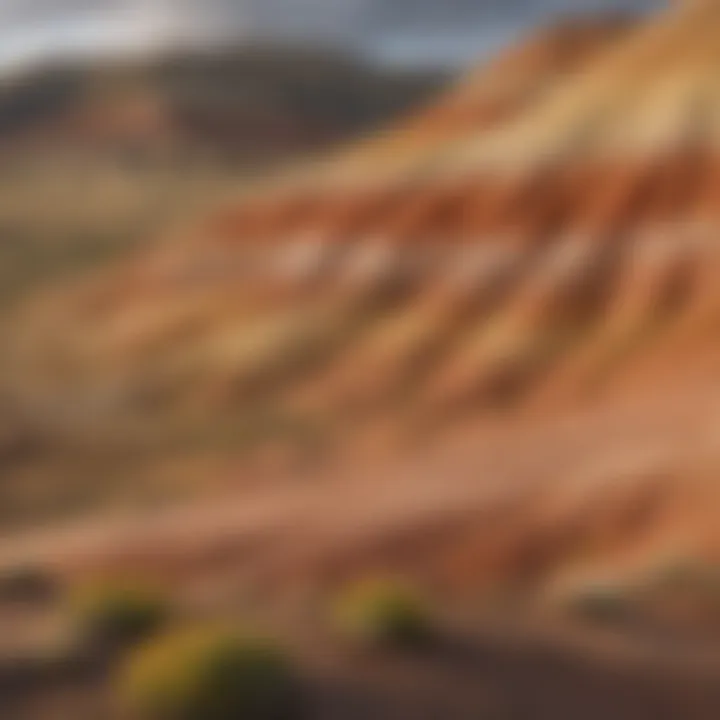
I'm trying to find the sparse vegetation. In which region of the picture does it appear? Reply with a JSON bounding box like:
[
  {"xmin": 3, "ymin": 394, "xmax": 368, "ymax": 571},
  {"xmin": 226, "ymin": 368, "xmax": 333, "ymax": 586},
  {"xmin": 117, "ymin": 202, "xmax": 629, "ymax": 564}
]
[
  {"xmin": 0, "ymin": 563, "xmax": 58, "ymax": 603},
  {"xmin": 332, "ymin": 579, "xmax": 434, "ymax": 649},
  {"xmin": 647, "ymin": 558, "xmax": 720, "ymax": 595},
  {"xmin": 564, "ymin": 562, "xmax": 720, "ymax": 628},
  {"xmin": 69, "ymin": 579, "xmax": 171, "ymax": 651},
  {"xmin": 119, "ymin": 626, "xmax": 298, "ymax": 720},
  {"xmin": 563, "ymin": 583, "xmax": 633, "ymax": 624}
]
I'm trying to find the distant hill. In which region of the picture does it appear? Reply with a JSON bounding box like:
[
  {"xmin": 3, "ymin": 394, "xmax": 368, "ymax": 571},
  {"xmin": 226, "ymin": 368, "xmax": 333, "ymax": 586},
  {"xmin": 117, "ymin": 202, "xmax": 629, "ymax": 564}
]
[
  {"xmin": 0, "ymin": 45, "xmax": 446, "ymax": 166},
  {"xmin": 0, "ymin": 45, "xmax": 444, "ymax": 311}
]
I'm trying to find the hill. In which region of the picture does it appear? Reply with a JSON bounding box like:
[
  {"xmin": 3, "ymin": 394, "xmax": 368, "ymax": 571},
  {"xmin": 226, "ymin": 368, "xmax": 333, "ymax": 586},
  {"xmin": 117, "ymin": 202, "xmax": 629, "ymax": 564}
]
[
  {"xmin": 0, "ymin": 45, "xmax": 444, "ymax": 164},
  {"xmin": 0, "ymin": 46, "xmax": 443, "ymax": 309},
  {"xmin": 9, "ymin": 7, "xmax": 720, "ymax": 719},
  {"xmin": 2, "ymin": 4, "xmax": 718, "ymax": 596}
]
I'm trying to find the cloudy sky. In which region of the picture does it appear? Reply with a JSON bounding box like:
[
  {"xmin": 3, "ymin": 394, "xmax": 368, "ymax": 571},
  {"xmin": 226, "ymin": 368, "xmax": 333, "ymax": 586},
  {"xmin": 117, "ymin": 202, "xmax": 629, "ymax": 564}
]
[{"xmin": 0, "ymin": 0, "xmax": 666, "ymax": 68}]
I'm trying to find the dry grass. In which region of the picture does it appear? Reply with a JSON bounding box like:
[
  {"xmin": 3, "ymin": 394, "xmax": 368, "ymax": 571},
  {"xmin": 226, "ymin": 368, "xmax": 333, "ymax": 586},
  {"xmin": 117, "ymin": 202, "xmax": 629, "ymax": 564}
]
[{"xmin": 0, "ymin": 157, "xmax": 250, "ymax": 310}]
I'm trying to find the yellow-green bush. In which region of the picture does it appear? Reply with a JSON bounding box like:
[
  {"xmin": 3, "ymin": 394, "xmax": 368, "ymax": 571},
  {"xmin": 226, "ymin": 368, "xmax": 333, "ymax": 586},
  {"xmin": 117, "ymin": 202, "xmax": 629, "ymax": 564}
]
[
  {"xmin": 564, "ymin": 583, "xmax": 632, "ymax": 624},
  {"xmin": 0, "ymin": 563, "xmax": 58, "ymax": 603},
  {"xmin": 119, "ymin": 627, "xmax": 298, "ymax": 720},
  {"xmin": 70, "ymin": 580, "xmax": 170, "ymax": 650},
  {"xmin": 333, "ymin": 579, "xmax": 434, "ymax": 649}
]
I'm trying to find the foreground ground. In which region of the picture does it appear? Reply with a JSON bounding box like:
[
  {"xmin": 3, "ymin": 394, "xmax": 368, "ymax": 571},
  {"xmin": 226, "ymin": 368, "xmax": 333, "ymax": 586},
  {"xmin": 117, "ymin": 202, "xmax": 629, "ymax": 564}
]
[{"xmin": 2, "ymin": 370, "xmax": 720, "ymax": 717}]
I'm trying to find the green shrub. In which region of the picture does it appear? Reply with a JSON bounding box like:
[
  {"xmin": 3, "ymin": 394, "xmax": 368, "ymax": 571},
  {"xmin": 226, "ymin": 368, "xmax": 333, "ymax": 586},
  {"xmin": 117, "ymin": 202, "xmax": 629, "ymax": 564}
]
[
  {"xmin": 70, "ymin": 579, "xmax": 170, "ymax": 650},
  {"xmin": 119, "ymin": 626, "xmax": 298, "ymax": 720},
  {"xmin": 564, "ymin": 583, "xmax": 632, "ymax": 624},
  {"xmin": 0, "ymin": 564, "xmax": 58, "ymax": 603},
  {"xmin": 647, "ymin": 559, "xmax": 720, "ymax": 595},
  {"xmin": 333, "ymin": 579, "xmax": 433, "ymax": 649}
]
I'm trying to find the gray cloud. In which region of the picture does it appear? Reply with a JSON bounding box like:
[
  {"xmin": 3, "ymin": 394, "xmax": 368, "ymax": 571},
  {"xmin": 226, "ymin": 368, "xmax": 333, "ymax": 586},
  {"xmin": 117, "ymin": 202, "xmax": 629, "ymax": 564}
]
[
  {"xmin": 0, "ymin": 0, "xmax": 667, "ymax": 66},
  {"xmin": 0, "ymin": 0, "xmax": 99, "ymax": 26}
]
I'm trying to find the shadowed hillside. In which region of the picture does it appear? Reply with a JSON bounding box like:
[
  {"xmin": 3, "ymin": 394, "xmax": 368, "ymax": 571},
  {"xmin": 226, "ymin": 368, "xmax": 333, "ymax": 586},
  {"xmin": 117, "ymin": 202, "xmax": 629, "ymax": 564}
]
[{"xmin": 0, "ymin": 45, "xmax": 444, "ymax": 164}]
